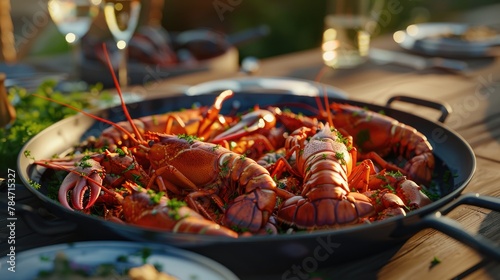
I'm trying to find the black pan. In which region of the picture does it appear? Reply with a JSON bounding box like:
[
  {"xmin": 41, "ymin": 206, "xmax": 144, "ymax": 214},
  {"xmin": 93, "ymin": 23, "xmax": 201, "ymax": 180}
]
[{"xmin": 17, "ymin": 78, "xmax": 500, "ymax": 277}]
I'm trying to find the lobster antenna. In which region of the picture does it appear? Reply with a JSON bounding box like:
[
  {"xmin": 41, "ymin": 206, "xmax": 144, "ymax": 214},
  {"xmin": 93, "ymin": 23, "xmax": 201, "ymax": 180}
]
[
  {"xmin": 101, "ymin": 43, "xmax": 144, "ymax": 142},
  {"xmin": 32, "ymin": 94, "xmax": 140, "ymax": 145},
  {"xmin": 314, "ymin": 65, "xmax": 334, "ymax": 127},
  {"xmin": 323, "ymin": 85, "xmax": 333, "ymax": 127},
  {"xmin": 313, "ymin": 66, "xmax": 328, "ymax": 115}
]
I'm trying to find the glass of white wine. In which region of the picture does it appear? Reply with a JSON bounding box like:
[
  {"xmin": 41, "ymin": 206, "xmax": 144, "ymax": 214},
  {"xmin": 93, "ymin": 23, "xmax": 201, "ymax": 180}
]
[
  {"xmin": 103, "ymin": 0, "xmax": 141, "ymax": 88},
  {"xmin": 322, "ymin": 0, "xmax": 384, "ymax": 69},
  {"xmin": 47, "ymin": 0, "xmax": 100, "ymax": 83}
]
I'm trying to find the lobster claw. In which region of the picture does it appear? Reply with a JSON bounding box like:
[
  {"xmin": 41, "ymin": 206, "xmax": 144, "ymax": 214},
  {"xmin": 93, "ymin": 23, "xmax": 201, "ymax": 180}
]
[
  {"xmin": 211, "ymin": 109, "xmax": 276, "ymax": 143},
  {"xmin": 398, "ymin": 179, "xmax": 432, "ymax": 209},
  {"xmin": 59, "ymin": 159, "xmax": 105, "ymax": 210}
]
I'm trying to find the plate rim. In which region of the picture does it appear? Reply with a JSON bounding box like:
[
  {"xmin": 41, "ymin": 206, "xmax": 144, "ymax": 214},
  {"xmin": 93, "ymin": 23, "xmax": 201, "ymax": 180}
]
[
  {"xmin": 0, "ymin": 240, "xmax": 240, "ymax": 279},
  {"xmin": 396, "ymin": 22, "xmax": 497, "ymax": 58}
]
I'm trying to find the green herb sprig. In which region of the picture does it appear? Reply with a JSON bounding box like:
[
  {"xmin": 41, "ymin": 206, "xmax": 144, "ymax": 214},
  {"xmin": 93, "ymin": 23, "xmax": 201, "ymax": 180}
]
[{"xmin": 0, "ymin": 80, "xmax": 111, "ymax": 176}]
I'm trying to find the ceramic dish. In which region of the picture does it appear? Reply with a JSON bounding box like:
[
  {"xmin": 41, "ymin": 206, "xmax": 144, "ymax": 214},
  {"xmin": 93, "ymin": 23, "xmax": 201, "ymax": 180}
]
[
  {"xmin": 0, "ymin": 241, "xmax": 239, "ymax": 279},
  {"xmin": 395, "ymin": 22, "xmax": 500, "ymax": 57}
]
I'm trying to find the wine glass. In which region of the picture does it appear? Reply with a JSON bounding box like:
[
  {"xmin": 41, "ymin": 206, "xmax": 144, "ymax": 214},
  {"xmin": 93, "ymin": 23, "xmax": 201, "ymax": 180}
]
[
  {"xmin": 103, "ymin": 0, "xmax": 141, "ymax": 88},
  {"xmin": 322, "ymin": 0, "xmax": 384, "ymax": 69},
  {"xmin": 47, "ymin": 0, "xmax": 100, "ymax": 83}
]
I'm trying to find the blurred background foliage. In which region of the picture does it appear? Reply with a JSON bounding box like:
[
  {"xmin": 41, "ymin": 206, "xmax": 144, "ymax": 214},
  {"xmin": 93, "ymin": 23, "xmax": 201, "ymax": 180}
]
[
  {"xmin": 160, "ymin": 0, "xmax": 500, "ymax": 60},
  {"xmin": 10, "ymin": 0, "xmax": 500, "ymax": 61},
  {"xmin": 162, "ymin": 0, "xmax": 328, "ymax": 59}
]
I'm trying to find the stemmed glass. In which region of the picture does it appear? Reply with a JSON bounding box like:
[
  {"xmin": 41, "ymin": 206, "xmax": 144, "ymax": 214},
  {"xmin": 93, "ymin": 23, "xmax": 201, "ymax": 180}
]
[
  {"xmin": 103, "ymin": 0, "xmax": 141, "ymax": 88},
  {"xmin": 47, "ymin": 0, "xmax": 100, "ymax": 84}
]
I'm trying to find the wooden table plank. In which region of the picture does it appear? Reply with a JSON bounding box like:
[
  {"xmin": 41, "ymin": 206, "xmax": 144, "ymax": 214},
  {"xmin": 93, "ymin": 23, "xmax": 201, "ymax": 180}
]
[{"xmin": 256, "ymin": 46, "xmax": 500, "ymax": 139}]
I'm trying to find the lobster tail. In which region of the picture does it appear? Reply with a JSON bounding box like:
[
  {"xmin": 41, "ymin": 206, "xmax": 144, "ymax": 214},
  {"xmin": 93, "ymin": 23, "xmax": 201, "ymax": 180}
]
[
  {"xmin": 275, "ymin": 121, "xmax": 376, "ymax": 229},
  {"xmin": 219, "ymin": 153, "xmax": 278, "ymax": 233},
  {"xmin": 277, "ymin": 192, "xmax": 373, "ymax": 229}
]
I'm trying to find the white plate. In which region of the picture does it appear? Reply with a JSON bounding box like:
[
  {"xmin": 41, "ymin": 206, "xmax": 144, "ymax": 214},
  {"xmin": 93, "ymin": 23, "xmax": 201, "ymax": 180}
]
[
  {"xmin": 395, "ymin": 22, "xmax": 500, "ymax": 58},
  {"xmin": 0, "ymin": 241, "xmax": 239, "ymax": 279},
  {"xmin": 185, "ymin": 76, "xmax": 348, "ymax": 99}
]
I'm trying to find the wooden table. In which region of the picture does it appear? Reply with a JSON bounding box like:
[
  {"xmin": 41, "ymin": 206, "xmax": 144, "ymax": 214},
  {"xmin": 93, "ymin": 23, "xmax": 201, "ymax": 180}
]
[{"xmin": 1, "ymin": 34, "xmax": 500, "ymax": 279}]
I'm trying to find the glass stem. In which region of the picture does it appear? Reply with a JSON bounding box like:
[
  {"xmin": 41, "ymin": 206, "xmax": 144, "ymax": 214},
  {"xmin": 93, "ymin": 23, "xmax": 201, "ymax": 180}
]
[
  {"xmin": 71, "ymin": 41, "xmax": 82, "ymax": 81},
  {"xmin": 118, "ymin": 47, "xmax": 128, "ymax": 88}
]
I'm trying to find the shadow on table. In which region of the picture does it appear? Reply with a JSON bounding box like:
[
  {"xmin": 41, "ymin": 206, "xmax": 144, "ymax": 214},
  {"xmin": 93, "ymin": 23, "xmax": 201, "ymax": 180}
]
[
  {"xmin": 451, "ymin": 210, "xmax": 500, "ymax": 279},
  {"xmin": 483, "ymin": 82, "xmax": 500, "ymax": 143},
  {"xmin": 242, "ymin": 244, "xmax": 403, "ymax": 280}
]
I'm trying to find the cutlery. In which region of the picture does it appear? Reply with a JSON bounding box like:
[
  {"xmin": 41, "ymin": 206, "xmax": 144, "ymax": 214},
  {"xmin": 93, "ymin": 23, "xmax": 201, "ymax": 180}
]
[{"xmin": 368, "ymin": 48, "xmax": 469, "ymax": 73}]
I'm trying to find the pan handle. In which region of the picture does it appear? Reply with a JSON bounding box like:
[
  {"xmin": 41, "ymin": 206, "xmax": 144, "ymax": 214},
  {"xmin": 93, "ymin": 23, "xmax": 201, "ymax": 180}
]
[
  {"xmin": 0, "ymin": 180, "xmax": 78, "ymax": 235},
  {"xmin": 416, "ymin": 193, "xmax": 500, "ymax": 261},
  {"xmin": 386, "ymin": 95, "xmax": 452, "ymax": 123},
  {"xmin": 16, "ymin": 203, "xmax": 78, "ymax": 235},
  {"xmin": 0, "ymin": 196, "xmax": 78, "ymax": 236}
]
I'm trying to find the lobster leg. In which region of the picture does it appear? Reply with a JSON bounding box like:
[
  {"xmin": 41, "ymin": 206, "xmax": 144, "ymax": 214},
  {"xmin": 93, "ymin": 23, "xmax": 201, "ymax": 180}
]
[
  {"xmin": 197, "ymin": 89, "xmax": 234, "ymax": 138},
  {"xmin": 122, "ymin": 192, "xmax": 238, "ymax": 237},
  {"xmin": 361, "ymin": 151, "xmax": 407, "ymax": 178},
  {"xmin": 148, "ymin": 162, "xmax": 229, "ymax": 223},
  {"xmin": 163, "ymin": 114, "xmax": 189, "ymax": 134},
  {"xmin": 270, "ymin": 155, "xmax": 302, "ymax": 179},
  {"xmin": 185, "ymin": 189, "xmax": 226, "ymax": 223},
  {"xmin": 147, "ymin": 164, "xmax": 199, "ymax": 193},
  {"xmin": 348, "ymin": 159, "xmax": 376, "ymax": 193}
]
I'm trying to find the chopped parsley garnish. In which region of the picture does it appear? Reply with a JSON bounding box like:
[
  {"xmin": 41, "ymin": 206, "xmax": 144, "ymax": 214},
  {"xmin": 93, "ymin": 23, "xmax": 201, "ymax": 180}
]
[
  {"xmin": 335, "ymin": 152, "xmax": 346, "ymax": 165},
  {"xmin": 29, "ymin": 180, "xmax": 42, "ymax": 190},
  {"xmin": 81, "ymin": 155, "xmax": 91, "ymax": 161},
  {"xmin": 335, "ymin": 131, "xmax": 350, "ymax": 148},
  {"xmin": 141, "ymin": 248, "xmax": 152, "ymax": 264},
  {"xmin": 220, "ymin": 160, "xmax": 230, "ymax": 177},
  {"xmin": 211, "ymin": 144, "xmax": 221, "ymax": 151},
  {"xmin": 178, "ymin": 134, "xmax": 200, "ymax": 144},
  {"xmin": 277, "ymin": 181, "xmax": 287, "ymax": 189},
  {"xmin": 39, "ymin": 255, "xmax": 51, "ymax": 262},
  {"xmin": 147, "ymin": 191, "xmax": 165, "ymax": 204},
  {"xmin": 116, "ymin": 148, "xmax": 127, "ymax": 157},
  {"xmin": 421, "ymin": 187, "xmax": 440, "ymax": 201},
  {"xmin": 23, "ymin": 150, "xmax": 35, "ymax": 160},
  {"xmin": 430, "ymin": 256, "xmax": 441, "ymax": 267},
  {"xmin": 132, "ymin": 174, "xmax": 143, "ymax": 185},
  {"xmin": 122, "ymin": 163, "xmax": 136, "ymax": 173},
  {"xmin": 355, "ymin": 129, "xmax": 371, "ymax": 148},
  {"xmin": 166, "ymin": 198, "xmax": 187, "ymax": 220},
  {"xmin": 386, "ymin": 170, "xmax": 404, "ymax": 179},
  {"xmin": 78, "ymin": 160, "xmax": 93, "ymax": 169},
  {"xmin": 231, "ymin": 225, "xmax": 249, "ymax": 234},
  {"xmin": 382, "ymin": 184, "xmax": 396, "ymax": 193}
]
